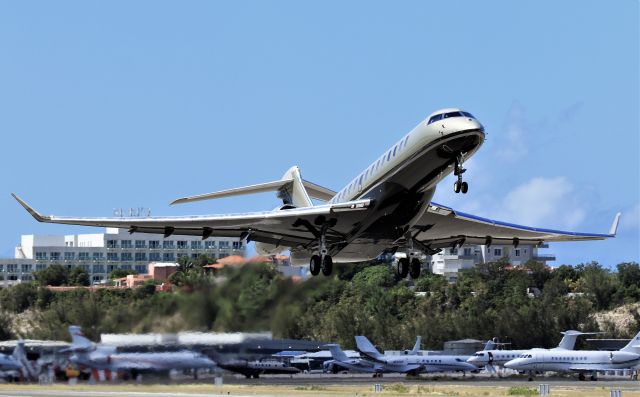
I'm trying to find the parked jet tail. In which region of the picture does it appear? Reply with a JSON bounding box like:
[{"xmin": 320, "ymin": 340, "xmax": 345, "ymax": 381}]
[
  {"xmin": 408, "ymin": 336, "xmax": 422, "ymax": 355},
  {"xmin": 12, "ymin": 341, "xmax": 37, "ymax": 380},
  {"xmin": 482, "ymin": 340, "xmax": 496, "ymax": 351},
  {"xmin": 355, "ymin": 336, "xmax": 383, "ymax": 360},
  {"xmin": 620, "ymin": 330, "xmax": 640, "ymax": 354},
  {"xmin": 555, "ymin": 330, "xmax": 602, "ymax": 350},
  {"xmin": 60, "ymin": 325, "xmax": 95, "ymax": 353},
  {"xmin": 326, "ymin": 344, "xmax": 350, "ymax": 362}
]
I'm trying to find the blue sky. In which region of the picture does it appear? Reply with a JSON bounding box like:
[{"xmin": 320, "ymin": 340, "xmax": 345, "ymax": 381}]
[{"xmin": 1, "ymin": 1, "xmax": 638, "ymax": 267}]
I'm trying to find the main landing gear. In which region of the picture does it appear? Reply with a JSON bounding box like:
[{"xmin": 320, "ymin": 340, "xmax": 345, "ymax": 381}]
[
  {"xmin": 309, "ymin": 221, "xmax": 334, "ymax": 277},
  {"xmin": 396, "ymin": 257, "xmax": 422, "ymax": 279},
  {"xmin": 453, "ymin": 153, "xmax": 469, "ymax": 194}
]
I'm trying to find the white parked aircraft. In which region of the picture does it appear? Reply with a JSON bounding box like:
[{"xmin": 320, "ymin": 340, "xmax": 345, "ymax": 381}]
[
  {"xmin": 504, "ymin": 331, "xmax": 640, "ymax": 381},
  {"xmin": 12, "ymin": 109, "xmax": 620, "ymax": 278},
  {"xmin": 467, "ymin": 330, "xmax": 599, "ymax": 372},
  {"xmin": 324, "ymin": 336, "xmax": 422, "ymax": 375},
  {"xmin": 63, "ymin": 326, "xmax": 215, "ymax": 380},
  {"xmin": 355, "ymin": 335, "xmax": 478, "ymax": 375}
]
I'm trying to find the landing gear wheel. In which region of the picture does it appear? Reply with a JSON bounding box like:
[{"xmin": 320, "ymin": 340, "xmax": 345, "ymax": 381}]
[
  {"xmin": 409, "ymin": 258, "xmax": 421, "ymax": 279},
  {"xmin": 321, "ymin": 255, "xmax": 333, "ymax": 276},
  {"xmin": 590, "ymin": 374, "xmax": 597, "ymax": 381},
  {"xmin": 461, "ymin": 181, "xmax": 468, "ymax": 194},
  {"xmin": 578, "ymin": 373, "xmax": 585, "ymax": 381},
  {"xmin": 454, "ymin": 180, "xmax": 462, "ymax": 193},
  {"xmin": 397, "ymin": 258, "xmax": 409, "ymax": 278},
  {"xmin": 310, "ymin": 255, "xmax": 321, "ymax": 276}
]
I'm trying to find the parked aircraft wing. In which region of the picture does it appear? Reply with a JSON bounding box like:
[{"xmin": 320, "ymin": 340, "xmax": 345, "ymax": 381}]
[
  {"xmin": 12, "ymin": 193, "xmax": 371, "ymax": 249},
  {"xmin": 412, "ymin": 202, "xmax": 620, "ymax": 248}
]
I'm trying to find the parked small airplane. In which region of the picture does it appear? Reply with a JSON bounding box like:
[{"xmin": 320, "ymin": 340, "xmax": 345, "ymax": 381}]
[
  {"xmin": 63, "ymin": 326, "xmax": 215, "ymax": 380},
  {"xmin": 467, "ymin": 330, "xmax": 599, "ymax": 372},
  {"xmin": 0, "ymin": 341, "xmax": 37, "ymax": 381},
  {"xmin": 355, "ymin": 335, "xmax": 478, "ymax": 376},
  {"xmin": 504, "ymin": 330, "xmax": 640, "ymax": 381},
  {"xmin": 13, "ymin": 109, "xmax": 620, "ymax": 279}
]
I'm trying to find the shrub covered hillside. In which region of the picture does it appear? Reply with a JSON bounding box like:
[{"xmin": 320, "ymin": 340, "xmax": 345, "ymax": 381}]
[{"xmin": 0, "ymin": 259, "xmax": 638, "ymax": 350}]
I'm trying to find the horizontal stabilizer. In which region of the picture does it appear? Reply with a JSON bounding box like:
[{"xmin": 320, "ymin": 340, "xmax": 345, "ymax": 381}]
[{"xmin": 171, "ymin": 180, "xmax": 291, "ymax": 205}]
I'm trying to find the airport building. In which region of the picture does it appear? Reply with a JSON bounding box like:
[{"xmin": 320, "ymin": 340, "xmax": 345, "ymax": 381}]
[
  {"xmin": 0, "ymin": 228, "xmax": 246, "ymax": 286},
  {"xmin": 429, "ymin": 243, "xmax": 556, "ymax": 283}
]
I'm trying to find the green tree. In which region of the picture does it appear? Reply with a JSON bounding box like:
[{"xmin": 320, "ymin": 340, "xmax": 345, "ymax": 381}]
[
  {"xmin": 69, "ymin": 267, "xmax": 91, "ymax": 286},
  {"xmin": 34, "ymin": 264, "xmax": 69, "ymax": 286},
  {"xmin": 108, "ymin": 269, "xmax": 138, "ymax": 279}
]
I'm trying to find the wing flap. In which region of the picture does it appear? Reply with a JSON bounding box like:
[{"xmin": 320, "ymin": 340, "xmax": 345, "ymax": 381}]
[{"xmin": 414, "ymin": 202, "xmax": 619, "ymax": 246}]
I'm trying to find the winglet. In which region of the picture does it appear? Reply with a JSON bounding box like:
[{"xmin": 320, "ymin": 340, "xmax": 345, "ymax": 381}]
[
  {"xmin": 11, "ymin": 193, "xmax": 50, "ymax": 222},
  {"xmin": 609, "ymin": 212, "xmax": 621, "ymax": 236}
]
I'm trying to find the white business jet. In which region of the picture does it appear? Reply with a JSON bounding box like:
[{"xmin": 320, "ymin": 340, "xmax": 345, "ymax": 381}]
[{"xmin": 12, "ymin": 109, "xmax": 620, "ymax": 278}]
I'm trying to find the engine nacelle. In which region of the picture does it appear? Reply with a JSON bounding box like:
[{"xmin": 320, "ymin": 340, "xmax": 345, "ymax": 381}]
[{"xmin": 254, "ymin": 205, "xmax": 297, "ymax": 256}]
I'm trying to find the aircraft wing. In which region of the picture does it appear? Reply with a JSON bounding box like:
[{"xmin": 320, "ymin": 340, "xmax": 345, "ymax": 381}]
[
  {"xmin": 412, "ymin": 202, "xmax": 620, "ymax": 249},
  {"xmin": 12, "ymin": 194, "xmax": 371, "ymax": 249}
]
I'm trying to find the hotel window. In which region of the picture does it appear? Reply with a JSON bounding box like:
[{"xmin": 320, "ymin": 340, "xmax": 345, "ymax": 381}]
[
  {"xmin": 0, "ymin": 265, "xmax": 4, "ymax": 272},
  {"xmin": 107, "ymin": 253, "xmax": 118, "ymax": 261},
  {"xmin": 35, "ymin": 252, "xmax": 47, "ymax": 260},
  {"xmin": 120, "ymin": 240, "xmax": 132, "ymax": 249},
  {"xmin": 163, "ymin": 241, "xmax": 174, "ymax": 249},
  {"xmin": 21, "ymin": 264, "xmax": 32, "ymax": 272},
  {"xmin": 149, "ymin": 240, "xmax": 160, "ymax": 249},
  {"xmin": 204, "ymin": 241, "xmax": 216, "ymax": 249},
  {"xmin": 191, "ymin": 241, "xmax": 202, "ymax": 250},
  {"xmin": 7, "ymin": 264, "xmax": 18, "ymax": 273},
  {"xmin": 515, "ymin": 249, "xmax": 521, "ymax": 257},
  {"xmin": 78, "ymin": 252, "xmax": 90, "ymax": 260},
  {"xmin": 163, "ymin": 253, "xmax": 175, "ymax": 261},
  {"xmin": 463, "ymin": 248, "xmax": 472, "ymax": 256},
  {"xmin": 121, "ymin": 252, "xmax": 133, "ymax": 261},
  {"xmin": 494, "ymin": 248, "xmax": 502, "ymax": 257},
  {"xmin": 107, "ymin": 240, "xmax": 118, "ymax": 248},
  {"xmin": 64, "ymin": 252, "xmax": 75, "ymax": 260},
  {"xmin": 219, "ymin": 241, "xmax": 230, "ymax": 248},
  {"xmin": 233, "ymin": 241, "xmax": 242, "ymax": 249},
  {"xmin": 177, "ymin": 253, "xmax": 188, "ymax": 259},
  {"xmin": 177, "ymin": 241, "xmax": 188, "ymax": 249},
  {"xmin": 79, "ymin": 264, "xmax": 90, "ymax": 272},
  {"xmin": 50, "ymin": 252, "xmax": 61, "ymax": 261},
  {"xmin": 93, "ymin": 252, "xmax": 104, "ymax": 260},
  {"xmin": 93, "ymin": 264, "xmax": 105, "ymax": 273},
  {"xmin": 135, "ymin": 265, "xmax": 147, "ymax": 273},
  {"xmin": 149, "ymin": 252, "xmax": 161, "ymax": 261},
  {"xmin": 191, "ymin": 253, "xmax": 199, "ymax": 259},
  {"xmin": 135, "ymin": 240, "xmax": 146, "ymax": 249},
  {"xmin": 135, "ymin": 252, "xmax": 146, "ymax": 261},
  {"xmin": 36, "ymin": 264, "xmax": 46, "ymax": 271},
  {"xmin": 107, "ymin": 264, "xmax": 118, "ymax": 272},
  {"xmin": 120, "ymin": 264, "xmax": 132, "ymax": 270},
  {"xmin": 449, "ymin": 248, "xmax": 458, "ymax": 255}
]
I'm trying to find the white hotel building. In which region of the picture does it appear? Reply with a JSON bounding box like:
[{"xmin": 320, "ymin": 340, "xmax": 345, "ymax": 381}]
[
  {"xmin": 430, "ymin": 243, "xmax": 556, "ymax": 282},
  {"xmin": 0, "ymin": 228, "xmax": 245, "ymax": 286}
]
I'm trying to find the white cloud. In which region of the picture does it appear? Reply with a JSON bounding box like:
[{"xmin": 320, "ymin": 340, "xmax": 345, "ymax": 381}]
[
  {"xmin": 620, "ymin": 203, "xmax": 640, "ymax": 231},
  {"xmin": 496, "ymin": 102, "xmax": 529, "ymax": 161},
  {"xmin": 494, "ymin": 176, "xmax": 586, "ymax": 230}
]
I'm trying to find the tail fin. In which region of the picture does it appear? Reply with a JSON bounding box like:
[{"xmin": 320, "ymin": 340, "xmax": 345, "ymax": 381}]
[
  {"xmin": 409, "ymin": 336, "xmax": 422, "ymax": 355},
  {"xmin": 483, "ymin": 340, "xmax": 496, "ymax": 351},
  {"xmin": 68, "ymin": 325, "xmax": 94, "ymax": 351},
  {"xmin": 12, "ymin": 340, "xmax": 37, "ymax": 380},
  {"xmin": 278, "ymin": 166, "xmax": 313, "ymax": 207},
  {"xmin": 555, "ymin": 330, "xmax": 601, "ymax": 350},
  {"xmin": 326, "ymin": 344, "xmax": 350, "ymax": 362},
  {"xmin": 355, "ymin": 336, "xmax": 383, "ymax": 359},
  {"xmin": 620, "ymin": 330, "xmax": 640, "ymax": 353}
]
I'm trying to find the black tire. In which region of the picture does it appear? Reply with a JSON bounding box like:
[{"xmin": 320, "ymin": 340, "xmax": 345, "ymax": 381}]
[
  {"xmin": 410, "ymin": 258, "xmax": 421, "ymax": 279},
  {"xmin": 578, "ymin": 373, "xmax": 585, "ymax": 381},
  {"xmin": 397, "ymin": 258, "xmax": 409, "ymax": 278},
  {"xmin": 461, "ymin": 181, "xmax": 468, "ymax": 194},
  {"xmin": 321, "ymin": 255, "xmax": 333, "ymax": 276},
  {"xmin": 310, "ymin": 255, "xmax": 321, "ymax": 276},
  {"xmin": 454, "ymin": 181, "xmax": 461, "ymax": 193}
]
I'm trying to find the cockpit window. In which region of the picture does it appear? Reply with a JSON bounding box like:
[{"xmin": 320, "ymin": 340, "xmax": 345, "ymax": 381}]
[
  {"xmin": 428, "ymin": 113, "xmax": 443, "ymax": 125},
  {"xmin": 462, "ymin": 111, "xmax": 475, "ymax": 118},
  {"xmin": 443, "ymin": 111, "xmax": 463, "ymax": 119}
]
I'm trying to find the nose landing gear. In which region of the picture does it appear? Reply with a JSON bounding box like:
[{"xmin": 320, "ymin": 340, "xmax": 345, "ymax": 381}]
[{"xmin": 453, "ymin": 153, "xmax": 469, "ymax": 194}]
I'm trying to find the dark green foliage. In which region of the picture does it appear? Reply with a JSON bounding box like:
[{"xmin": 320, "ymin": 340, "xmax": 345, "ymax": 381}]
[
  {"xmin": 34, "ymin": 264, "xmax": 69, "ymax": 286},
  {"xmin": 0, "ymin": 261, "xmax": 637, "ymax": 349}
]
